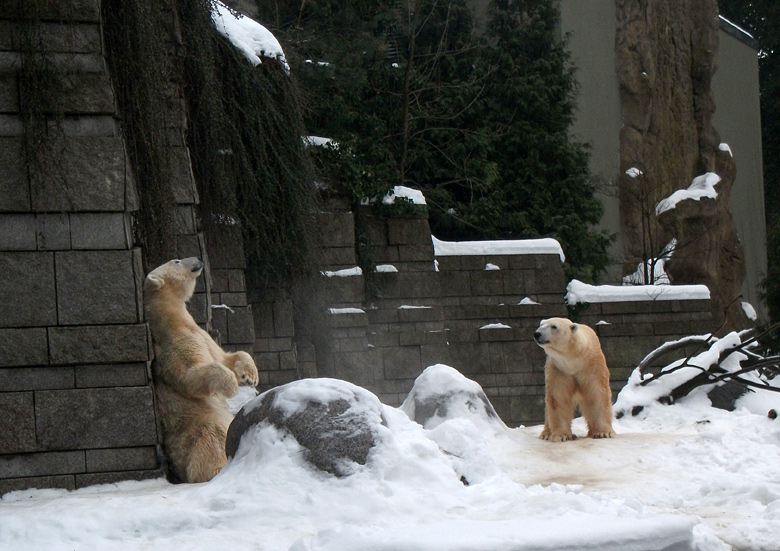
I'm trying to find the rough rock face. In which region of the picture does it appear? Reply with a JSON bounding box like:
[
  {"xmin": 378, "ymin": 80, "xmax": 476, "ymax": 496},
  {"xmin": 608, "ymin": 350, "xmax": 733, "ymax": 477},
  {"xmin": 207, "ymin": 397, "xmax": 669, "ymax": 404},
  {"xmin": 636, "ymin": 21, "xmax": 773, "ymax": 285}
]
[
  {"xmin": 615, "ymin": 0, "xmax": 747, "ymax": 330},
  {"xmin": 225, "ymin": 378, "xmax": 386, "ymax": 477},
  {"xmin": 657, "ymin": 150, "xmax": 749, "ymax": 329}
]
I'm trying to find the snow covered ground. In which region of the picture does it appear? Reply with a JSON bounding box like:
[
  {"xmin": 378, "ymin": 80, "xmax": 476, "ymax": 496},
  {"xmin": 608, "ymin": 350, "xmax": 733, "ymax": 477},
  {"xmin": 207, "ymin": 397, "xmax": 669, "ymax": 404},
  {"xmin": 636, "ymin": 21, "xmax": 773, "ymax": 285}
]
[{"xmin": 2, "ymin": 362, "xmax": 778, "ymax": 551}]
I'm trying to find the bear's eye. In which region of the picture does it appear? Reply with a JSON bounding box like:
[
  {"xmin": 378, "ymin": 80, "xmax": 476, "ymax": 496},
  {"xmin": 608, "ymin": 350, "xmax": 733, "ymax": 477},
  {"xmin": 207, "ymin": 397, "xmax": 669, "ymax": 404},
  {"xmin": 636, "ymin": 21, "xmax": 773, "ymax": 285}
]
[
  {"xmin": 551, "ymin": 324, "xmax": 557, "ymax": 330},
  {"xmin": 174, "ymin": 260, "xmax": 181, "ymax": 264}
]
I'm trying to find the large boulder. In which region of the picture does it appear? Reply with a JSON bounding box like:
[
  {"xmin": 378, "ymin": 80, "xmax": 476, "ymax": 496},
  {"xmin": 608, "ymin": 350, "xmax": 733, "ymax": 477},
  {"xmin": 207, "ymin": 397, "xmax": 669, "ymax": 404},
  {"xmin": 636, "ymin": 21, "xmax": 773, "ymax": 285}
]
[{"xmin": 225, "ymin": 378, "xmax": 386, "ymax": 477}]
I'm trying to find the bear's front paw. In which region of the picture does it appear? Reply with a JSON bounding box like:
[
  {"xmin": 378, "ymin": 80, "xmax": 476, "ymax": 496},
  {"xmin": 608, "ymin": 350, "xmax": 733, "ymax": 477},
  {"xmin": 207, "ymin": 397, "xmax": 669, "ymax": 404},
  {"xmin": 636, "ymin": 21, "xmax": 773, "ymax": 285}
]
[
  {"xmin": 234, "ymin": 358, "xmax": 259, "ymax": 387},
  {"xmin": 590, "ymin": 429, "xmax": 616, "ymax": 439},
  {"xmin": 540, "ymin": 430, "xmax": 575, "ymax": 442}
]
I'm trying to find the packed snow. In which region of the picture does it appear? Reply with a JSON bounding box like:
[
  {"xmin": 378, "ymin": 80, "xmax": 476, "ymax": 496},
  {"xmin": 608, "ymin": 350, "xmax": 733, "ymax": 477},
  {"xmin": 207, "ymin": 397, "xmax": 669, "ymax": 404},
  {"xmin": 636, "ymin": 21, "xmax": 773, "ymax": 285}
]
[
  {"xmin": 655, "ymin": 172, "xmax": 721, "ymax": 216},
  {"xmin": 321, "ymin": 267, "xmax": 362, "ymax": 278},
  {"xmin": 432, "ymin": 236, "xmax": 566, "ymax": 262},
  {"xmin": 210, "ymin": 1, "xmax": 290, "ymax": 72},
  {"xmin": 567, "ymin": 279, "xmax": 711, "ymax": 304},
  {"xmin": 383, "ymin": 185, "xmax": 427, "ymax": 206},
  {"xmin": 3, "ymin": 350, "xmax": 779, "ymax": 551}
]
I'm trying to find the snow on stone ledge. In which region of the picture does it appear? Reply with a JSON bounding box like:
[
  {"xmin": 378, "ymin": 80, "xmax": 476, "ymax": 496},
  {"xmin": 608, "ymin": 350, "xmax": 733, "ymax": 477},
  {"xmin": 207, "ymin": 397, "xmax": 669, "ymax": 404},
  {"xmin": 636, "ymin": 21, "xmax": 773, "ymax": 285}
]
[
  {"xmin": 655, "ymin": 172, "xmax": 720, "ymax": 216},
  {"xmin": 321, "ymin": 267, "xmax": 362, "ymax": 277},
  {"xmin": 718, "ymin": 143, "xmax": 733, "ymax": 157},
  {"xmin": 625, "ymin": 167, "xmax": 643, "ymax": 178},
  {"xmin": 432, "ymin": 236, "xmax": 565, "ymax": 262},
  {"xmin": 211, "ymin": 1, "xmax": 290, "ymax": 72},
  {"xmin": 304, "ymin": 136, "xmax": 338, "ymax": 148},
  {"xmin": 382, "ymin": 186, "xmax": 427, "ymax": 206},
  {"xmin": 741, "ymin": 301, "xmax": 758, "ymax": 321},
  {"xmin": 329, "ymin": 308, "xmax": 366, "ymax": 315},
  {"xmin": 566, "ymin": 279, "xmax": 710, "ymax": 304},
  {"xmin": 480, "ymin": 323, "xmax": 511, "ymax": 330}
]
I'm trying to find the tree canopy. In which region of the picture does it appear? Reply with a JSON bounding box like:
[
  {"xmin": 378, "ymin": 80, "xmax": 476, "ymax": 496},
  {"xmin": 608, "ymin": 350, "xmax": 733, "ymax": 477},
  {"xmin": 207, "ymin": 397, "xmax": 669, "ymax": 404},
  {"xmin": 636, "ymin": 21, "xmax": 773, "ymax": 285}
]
[{"xmin": 256, "ymin": 0, "xmax": 611, "ymax": 282}]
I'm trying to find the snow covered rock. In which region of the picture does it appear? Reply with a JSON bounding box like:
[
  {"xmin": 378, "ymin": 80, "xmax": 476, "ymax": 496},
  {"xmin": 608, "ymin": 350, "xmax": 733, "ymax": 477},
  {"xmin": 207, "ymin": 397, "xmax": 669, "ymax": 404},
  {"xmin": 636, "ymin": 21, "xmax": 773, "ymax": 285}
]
[
  {"xmin": 401, "ymin": 365, "xmax": 506, "ymax": 485},
  {"xmin": 401, "ymin": 364, "xmax": 505, "ymax": 431},
  {"xmin": 225, "ymin": 378, "xmax": 386, "ymax": 477}
]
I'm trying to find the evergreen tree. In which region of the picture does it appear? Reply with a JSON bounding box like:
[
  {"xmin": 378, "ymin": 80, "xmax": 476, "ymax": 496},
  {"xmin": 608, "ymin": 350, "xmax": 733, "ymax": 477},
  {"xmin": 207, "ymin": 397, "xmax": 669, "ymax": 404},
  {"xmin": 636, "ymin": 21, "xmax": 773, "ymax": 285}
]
[
  {"xmin": 255, "ymin": 0, "xmax": 610, "ymax": 281},
  {"xmin": 437, "ymin": 0, "xmax": 611, "ymax": 282}
]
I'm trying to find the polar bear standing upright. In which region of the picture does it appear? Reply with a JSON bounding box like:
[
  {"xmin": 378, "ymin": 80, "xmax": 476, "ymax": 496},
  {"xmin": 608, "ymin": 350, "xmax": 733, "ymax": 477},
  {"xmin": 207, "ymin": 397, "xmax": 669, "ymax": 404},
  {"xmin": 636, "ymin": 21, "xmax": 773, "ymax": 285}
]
[
  {"xmin": 534, "ymin": 317, "xmax": 615, "ymax": 442},
  {"xmin": 144, "ymin": 257, "xmax": 258, "ymax": 482}
]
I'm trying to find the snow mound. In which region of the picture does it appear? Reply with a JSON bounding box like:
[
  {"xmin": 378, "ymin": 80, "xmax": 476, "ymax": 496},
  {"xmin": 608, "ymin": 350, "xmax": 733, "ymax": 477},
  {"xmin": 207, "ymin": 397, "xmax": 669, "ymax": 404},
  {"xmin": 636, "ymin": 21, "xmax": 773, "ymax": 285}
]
[{"xmin": 401, "ymin": 365, "xmax": 505, "ymax": 433}]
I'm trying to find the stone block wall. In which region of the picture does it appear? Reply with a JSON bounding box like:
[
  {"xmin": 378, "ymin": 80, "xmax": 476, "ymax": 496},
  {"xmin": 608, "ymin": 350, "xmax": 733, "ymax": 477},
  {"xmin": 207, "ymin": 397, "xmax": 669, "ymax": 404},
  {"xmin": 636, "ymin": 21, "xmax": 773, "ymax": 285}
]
[
  {"xmin": 0, "ymin": 1, "xmax": 161, "ymax": 494},
  {"xmin": 578, "ymin": 299, "xmax": 714, "ymax": 393},
  {"xmin": 247, "ymin": 201, "xmax": 714, "ymax": 428}
]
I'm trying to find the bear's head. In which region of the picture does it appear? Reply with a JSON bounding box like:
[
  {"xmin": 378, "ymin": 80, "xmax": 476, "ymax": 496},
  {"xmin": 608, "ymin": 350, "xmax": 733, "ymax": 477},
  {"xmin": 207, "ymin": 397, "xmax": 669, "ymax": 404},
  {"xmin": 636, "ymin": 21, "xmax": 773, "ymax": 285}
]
[
  {"xmin": 533, "ymin": 317, "xmax": 578, "ymax": 351},
  {"xmin": 144, "ymin": 257, "xmax": 204, "ymax": 303}
]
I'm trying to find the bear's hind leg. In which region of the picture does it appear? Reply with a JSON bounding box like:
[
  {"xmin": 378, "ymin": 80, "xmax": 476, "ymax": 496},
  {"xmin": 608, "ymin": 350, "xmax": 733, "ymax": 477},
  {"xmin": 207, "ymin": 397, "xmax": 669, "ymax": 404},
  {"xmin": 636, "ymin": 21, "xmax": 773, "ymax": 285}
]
[
  {"xmin": 580, "ymin": 378, "xmax": 616, "ymax": 439},
  {"xmin": 186, "ymin": 425, "xmax": 229, "ymax": 483}
]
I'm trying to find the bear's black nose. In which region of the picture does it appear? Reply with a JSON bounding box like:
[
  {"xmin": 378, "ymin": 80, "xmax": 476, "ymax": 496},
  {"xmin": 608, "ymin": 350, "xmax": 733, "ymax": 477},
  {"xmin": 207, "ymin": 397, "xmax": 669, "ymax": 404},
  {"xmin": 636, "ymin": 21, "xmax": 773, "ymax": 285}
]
[
  {"xmin": 533, "ymin": 331, "xmax": 541, "ymax": 341},
  {"xmin": 191, "ymin": 259, "xmax": 204, "ymax": 272}
]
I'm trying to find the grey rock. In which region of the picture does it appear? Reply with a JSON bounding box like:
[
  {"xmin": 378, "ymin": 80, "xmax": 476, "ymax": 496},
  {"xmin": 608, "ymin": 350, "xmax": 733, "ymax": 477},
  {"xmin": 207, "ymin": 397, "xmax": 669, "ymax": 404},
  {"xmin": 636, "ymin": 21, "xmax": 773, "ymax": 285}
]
[{"xmin": 226, "ymin": 379, "xmax": 386, "ymax": 477}]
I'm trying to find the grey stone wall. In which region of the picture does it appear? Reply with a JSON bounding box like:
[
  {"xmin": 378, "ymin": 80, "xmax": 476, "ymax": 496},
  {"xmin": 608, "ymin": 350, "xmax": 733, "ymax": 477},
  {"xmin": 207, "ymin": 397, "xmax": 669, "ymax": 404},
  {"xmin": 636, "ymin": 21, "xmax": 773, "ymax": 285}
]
[
  {"xmin": 249, "ymin": 202, "xmax": 714, "ymax": 427},
  {"xmin": 0, "ymin": 0, "xmax": 161, "ymax": 494}
]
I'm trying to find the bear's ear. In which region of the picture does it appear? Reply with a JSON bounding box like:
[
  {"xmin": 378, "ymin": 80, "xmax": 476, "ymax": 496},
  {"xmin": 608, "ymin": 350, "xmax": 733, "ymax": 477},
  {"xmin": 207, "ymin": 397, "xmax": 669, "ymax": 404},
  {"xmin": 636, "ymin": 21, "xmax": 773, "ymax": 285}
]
[
  {"xmin": 571, "ymin": 323, "xmax": 578, "ymax": 332},
  {"xmin": 145, "ymin": 273, "xmax": 165, "ymax": 291}
]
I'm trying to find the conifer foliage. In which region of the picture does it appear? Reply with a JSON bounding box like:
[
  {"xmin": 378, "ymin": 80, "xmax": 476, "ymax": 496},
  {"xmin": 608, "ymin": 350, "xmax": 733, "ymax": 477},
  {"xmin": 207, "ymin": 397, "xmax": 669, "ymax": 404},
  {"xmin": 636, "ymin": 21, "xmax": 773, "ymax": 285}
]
[{"xmin": 258, "ymin": 0, "xmax": 610, "ymax": 281}]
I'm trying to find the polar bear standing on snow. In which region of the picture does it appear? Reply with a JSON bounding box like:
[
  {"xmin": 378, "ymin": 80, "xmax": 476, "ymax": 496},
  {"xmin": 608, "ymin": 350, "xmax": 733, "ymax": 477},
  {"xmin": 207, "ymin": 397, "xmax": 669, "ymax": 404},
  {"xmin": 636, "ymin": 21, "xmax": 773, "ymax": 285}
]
[
  {"xmin": 144, "ymin": 257, "xmax": 258, "ymax": 482},
  {"xmin": 534, "ymin": 317, "xmax": 615, "ymax": 442}
]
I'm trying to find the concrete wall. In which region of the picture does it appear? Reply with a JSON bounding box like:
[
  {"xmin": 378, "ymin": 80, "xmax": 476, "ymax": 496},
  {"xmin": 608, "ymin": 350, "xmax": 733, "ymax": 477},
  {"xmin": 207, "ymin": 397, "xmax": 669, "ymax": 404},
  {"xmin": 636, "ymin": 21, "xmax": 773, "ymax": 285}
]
[
  {"xmin": 559, "ymin": 0, "xmax": 624, "ymax": 282},
  {"xmin": 712, "ymin": 24, "xmax": 767, "ymax": 319}
]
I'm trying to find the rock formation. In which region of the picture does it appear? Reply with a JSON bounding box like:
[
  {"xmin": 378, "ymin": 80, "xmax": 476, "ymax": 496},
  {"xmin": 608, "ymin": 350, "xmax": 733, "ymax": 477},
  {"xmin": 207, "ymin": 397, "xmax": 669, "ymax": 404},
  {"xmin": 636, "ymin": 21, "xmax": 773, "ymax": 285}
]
[
  {"xmin": 615, "ymin": 0, "xmax": 747, "ymax": 330},
  {"xmin": 225, "ymin": 378, "xmax": 386, "ymax": 477}
]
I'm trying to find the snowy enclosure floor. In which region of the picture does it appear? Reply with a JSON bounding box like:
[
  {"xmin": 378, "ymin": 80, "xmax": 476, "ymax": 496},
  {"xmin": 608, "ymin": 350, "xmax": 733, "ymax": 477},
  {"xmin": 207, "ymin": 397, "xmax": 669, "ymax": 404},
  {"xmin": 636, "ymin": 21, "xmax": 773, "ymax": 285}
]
[{"xmin": 1, "ymin": 390, "xmax": 778, "ymax": 551}]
